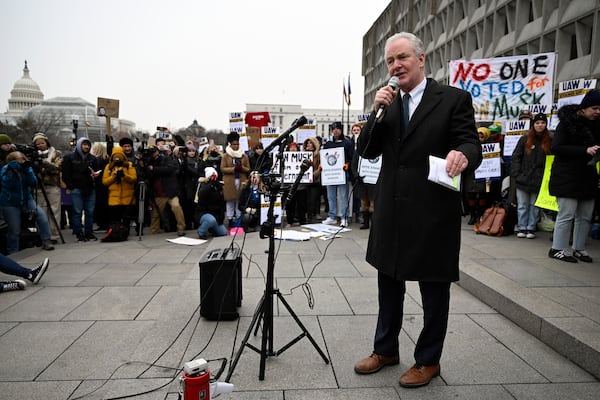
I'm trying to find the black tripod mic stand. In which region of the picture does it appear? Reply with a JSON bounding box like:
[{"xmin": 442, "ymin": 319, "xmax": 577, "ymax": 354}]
[{"xmin": 225, "ymin": 144, "xmax": 329, "ymax": 382}]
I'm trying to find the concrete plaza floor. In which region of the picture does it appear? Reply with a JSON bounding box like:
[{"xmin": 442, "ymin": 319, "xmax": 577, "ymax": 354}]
[{"xmin": 0, "ymin": 218, "xmax": 599, "ymax": 399}]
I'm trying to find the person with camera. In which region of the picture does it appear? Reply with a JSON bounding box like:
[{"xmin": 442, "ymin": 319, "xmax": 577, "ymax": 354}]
[
  {"xmin": 101, "ymin": 148, "xmax": 137, "ymax": 241},
  {"xmin": 61, "ymin": 137, "xmax": 101, "ymax": 242},
  {"xmin": 200, "ymin": 144, "xmax": 223, "ymax": 180},
  {"xmin": 0, "ymin": 151, "xmax": 55, "ymax": 253},
  {"xmin": 238, "ymin": 171, "xmax": 263, "ymax": 232},
  {"xmin": 32, "ymin": 133, "xmax": 62, "ymax": 242},
  {"xmin": 179, "ymin": 144, "xmax": 201, "ymax": 230},
  {"xmin": 146, "ymin": 145, "xmax": 186, "ymax": 236},
  {"xmin": 195, "ymin": 167, "xmax": 228, "ymax": 239}
]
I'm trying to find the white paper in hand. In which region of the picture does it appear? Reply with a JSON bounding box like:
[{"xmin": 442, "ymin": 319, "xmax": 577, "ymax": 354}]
[{"xmin": 427, "ymin": 155, "xmax": 461, "ymax": 191}]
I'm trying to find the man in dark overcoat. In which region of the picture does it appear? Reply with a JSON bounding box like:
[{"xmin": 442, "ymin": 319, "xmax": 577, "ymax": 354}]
[{"xmin": 354, "ymin": 32, "xmax": 482, "ymax": 388}]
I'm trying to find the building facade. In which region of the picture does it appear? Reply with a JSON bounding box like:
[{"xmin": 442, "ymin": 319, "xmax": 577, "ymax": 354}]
[{"xmin": 362, "ymin": 0, "xmax": 600, "ymax": 109}]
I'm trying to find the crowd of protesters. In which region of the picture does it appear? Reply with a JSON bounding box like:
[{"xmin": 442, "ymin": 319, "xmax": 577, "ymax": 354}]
[{"xmin": 1, "ymin": 89, "xmax": 600, "ymax": 264}]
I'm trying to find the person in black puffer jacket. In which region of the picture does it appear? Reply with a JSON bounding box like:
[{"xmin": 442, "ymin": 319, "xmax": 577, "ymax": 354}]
[
  {"xmin": 548, "ymin": 89, "xmax": 600, "ymax": 263},
  {"xmin": 510, "ymin": 113, "xmax": 552, "ymax": 239}
]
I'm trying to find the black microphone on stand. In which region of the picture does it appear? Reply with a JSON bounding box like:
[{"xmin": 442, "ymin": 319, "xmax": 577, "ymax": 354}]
[
  {"xmin": 262, "ymin": 116, "xmax": 308, "ymax": 154},
  {"xmin": 286, "ymin": 159, "xmax": 312, "ymax": 203},
  {"xmin": 375, "ymin": 76, "xmax": 400, "ymax": 121}
]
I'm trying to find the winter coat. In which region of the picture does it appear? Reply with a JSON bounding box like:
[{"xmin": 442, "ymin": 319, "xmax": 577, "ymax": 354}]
[
  {"xmin": 182, "ymin": 156, "xmax": 201, "ymax": 201},
  {"xmin": 60, "ymin": 137, "xmax": 99, "ymax": 196},
  {"xmin": 510, "ymin": 133, "xmax": 549, "ymax": 193},
  {"xmin": 195, "ymin": 179, "xmax": 226, "ymax": 225},
  {"xmin": 221, "ymin": 152, "xmax": 250, "ymax": 201},
  {"xmin": 549, "ymin": 104, "xmax": 600, "ymax": 199},
  {"xmin": 358, "ymin": 79, "xmax": 481, "ymax": 282},
  {"xmin": 102, "ymin": 150, "xmax": 138, "ymax": 206},
  {"xmin": 36, "ymin": 147, "xmax": 62, "ymax": 187},
  {"xmin": 149, "ymin": 153, "xmax": 180, "ymax": 198},
  {"xmin": 0, "ymin": 160, "xmax": 37, "ymax": 207},
  {"xmin": 303, "ymin": 137, "xmax": 321, "ymax": 185}
]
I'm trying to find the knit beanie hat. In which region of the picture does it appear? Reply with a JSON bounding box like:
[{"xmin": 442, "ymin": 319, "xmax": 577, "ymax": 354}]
[
  {"xmin": 477, "ymin": 127, "xmax": 490, "ymax": 141},
  {"xmin": 32, "ymin": 132, "xmax": 49, "ymax": 146},
  {"xmin": 0, "ymin": 134, "xmax": 11, "ymax": 145},
  {"xmin": 580, "ymin": 89, "xmax": 600, "ymax": 109},
  {"xmin": 204, "ymin": 167, "xmax": 218, "ymax": 179},
  {"xmin": 532, "ymin": 113, "xmax": 548, "ymax": 124},
  {"xmin": 119, "ymin": 137, "xmax": 134, "ymax": 147}
]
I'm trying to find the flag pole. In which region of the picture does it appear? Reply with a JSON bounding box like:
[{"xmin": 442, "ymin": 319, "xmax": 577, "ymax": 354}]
[
  {"xmin": 341, "ymin": 79, "xmax": 346, "ymax": 136},
  {"xmin": 346, "ymin": 73, "xmax": 351, "ymax": 135}
]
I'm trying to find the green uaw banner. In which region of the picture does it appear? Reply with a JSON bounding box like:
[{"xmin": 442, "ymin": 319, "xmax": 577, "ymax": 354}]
[{"xmin": 534, "ymin": 155, "xmax": 558, "ymax": 211}]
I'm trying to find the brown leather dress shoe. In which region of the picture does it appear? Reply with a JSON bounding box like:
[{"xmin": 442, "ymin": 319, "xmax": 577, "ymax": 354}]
[
  {"xmin": 399, "ymin": 364, "xmax": 440, "ymax": 388},
  {"xmin": 354, "ymin": 353, "xmax": 399, "ymax": 374}
]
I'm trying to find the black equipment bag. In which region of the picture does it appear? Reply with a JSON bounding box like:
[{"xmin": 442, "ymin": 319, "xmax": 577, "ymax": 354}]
[{"xmin": 198, "ymin": 247, "xmax": 242, "ymax": 320}]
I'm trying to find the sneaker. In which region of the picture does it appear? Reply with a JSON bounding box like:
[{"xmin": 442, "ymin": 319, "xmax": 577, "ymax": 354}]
[
  {"xmin": 85, "ymin": 232, "xmax": 98, "ymax": 241},
  {"xmin": 76, "ymin": 233, "xmax": 88, "ymax": 242},
  {"xmin": 177, "ymin": 231, "xmax": 186, "ymax": 237},
  {"xmin": 526, "ymin": 231, "xmax": 536, "ymax": 239},
  {"xmin": 573, "ymin": 250, "xmax": 593, "ymax": 263},
  {"xmin": 340, "ymin": 219, "xmax": 348, "ymax": 227},
  {"xmin": 548, "ymin": 248, "xmax": 577, "ymax": 263},
  {"xmin": 516, "ymin": 231, "xmax": 526, "ymax": 238},
  {"xmin": 1, "ymin": 279, "xmax": 26, "ymax": 292},
  {"xmin": 322, "ymin": 217, "xmax": 337, "ymax": 225},
  {"xmin": 29, "ymin": 258, "xmax": 49, "ymax": 284}
]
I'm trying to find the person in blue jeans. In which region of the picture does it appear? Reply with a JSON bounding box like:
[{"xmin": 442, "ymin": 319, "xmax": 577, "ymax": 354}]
[
  {"xmin": 0, "ymin": 151, "xmax": 55, "ymax": 253},
  {"xmin": 195, "ymin": 167, "xmax": 227, "ymax": 239},
  {"xmin": 61, "ymin": 137, "xmax": 101, "ymax": 242},
  {"xmin": 0, "ymin": 254, "xmax": 49, "ymax": 292},
  {"xmin": 322, "ymin": 121, "xmax": 355, "ymax": 227}
]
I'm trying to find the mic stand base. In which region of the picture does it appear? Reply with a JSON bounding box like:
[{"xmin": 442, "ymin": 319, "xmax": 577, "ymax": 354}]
[{"xmin": 225, "ymin": 209, "xmax": 329, "ymax": 382}]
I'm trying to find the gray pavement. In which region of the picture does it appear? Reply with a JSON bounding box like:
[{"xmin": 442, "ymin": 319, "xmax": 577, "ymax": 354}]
[{"xmin": 0, "ymin": 218, "xmax": 599, "ymax": 400}]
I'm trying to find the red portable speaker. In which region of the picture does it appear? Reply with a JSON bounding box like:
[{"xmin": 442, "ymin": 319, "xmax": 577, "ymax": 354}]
[{"xmin": 182, "ymin": 369, "xmax": 210, "ymax": 400}]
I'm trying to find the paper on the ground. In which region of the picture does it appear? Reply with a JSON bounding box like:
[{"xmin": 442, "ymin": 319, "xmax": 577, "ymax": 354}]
[
  {"xmin": 301, "ymin": 223, "xmax": 351, "ymax": 234},
  {"xmin": 166, "ymin": 237, "xmax": 207, "ymax": 245},
  {"xmin": 274, "ymin": 229, "xmax": 312, "ymax": 241},
  {"xmin": 427, "ymin": 155, "xmax": 461, "ymax": 191}
]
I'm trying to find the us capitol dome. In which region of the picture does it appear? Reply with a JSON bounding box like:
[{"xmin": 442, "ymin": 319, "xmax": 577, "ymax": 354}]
[{"xmin": 5, "ymin": 60, "xmax": 44, "ymax": 117}]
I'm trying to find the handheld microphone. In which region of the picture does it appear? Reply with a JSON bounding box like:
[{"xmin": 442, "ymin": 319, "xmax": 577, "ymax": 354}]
[
  {"xmin": 286, "ymin": 159, "xmax": 312, "ymax": 203},
  {"xmin": 375, "ymin": 76, "xmax": 400, "ymax": 120},
  {"xmin": 262, "ymin": 116, "xmax": 308, "ymax": 154}
]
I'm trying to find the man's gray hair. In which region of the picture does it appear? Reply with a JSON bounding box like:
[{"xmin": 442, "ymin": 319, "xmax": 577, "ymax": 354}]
[{"xmin": 385, "ymin": 32, "xmax": 425, "ymax": 56}]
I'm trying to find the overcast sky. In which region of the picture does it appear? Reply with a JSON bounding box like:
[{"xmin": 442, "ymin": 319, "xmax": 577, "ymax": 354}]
[{"xmin": 0, "ymin": 0, "xmax": 390, "ymax": 133}]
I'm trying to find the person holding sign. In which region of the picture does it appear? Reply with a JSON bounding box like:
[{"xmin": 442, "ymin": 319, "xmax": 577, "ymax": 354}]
[
  {"xmin": 510, "ymin": 113, "xmax": 552, "ymax": 239},
  {"xmin": 354, "ymin": 32, "xmax": 481, "ymax": 388},
  {"xmin": 548, "ymin": 89, "xmax": 600, "ymax": 263},
  {"xmin": 322, "ymin": 121, "xmax": 354, "ymax": 227}
]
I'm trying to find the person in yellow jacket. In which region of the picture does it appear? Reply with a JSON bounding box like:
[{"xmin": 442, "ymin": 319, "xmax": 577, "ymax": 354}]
[{"xmin": 102, "ymin": 148, "xmax": 137, "ymax": 236}]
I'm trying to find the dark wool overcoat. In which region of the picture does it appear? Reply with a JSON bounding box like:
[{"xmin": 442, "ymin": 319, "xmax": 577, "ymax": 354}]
[
  {"xmin": 549, "ymin": 104, "xmax": 600, "ymax": 199},
  {"xmin": 358, "ymin": 79, "xmax": 481, "ymax": 282}
]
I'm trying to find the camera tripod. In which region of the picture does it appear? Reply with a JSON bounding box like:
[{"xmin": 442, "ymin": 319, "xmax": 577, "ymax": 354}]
[
  {"xmin": 34, "ymin": 174, "xmax": 65, "ymax": 244},
  {"xmin": 225, "ymin": 163, "xmax": 329, "ymax": 382}
]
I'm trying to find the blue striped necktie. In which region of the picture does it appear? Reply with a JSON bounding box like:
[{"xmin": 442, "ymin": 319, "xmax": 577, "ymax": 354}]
[{"xmin": 402, "ymin": 93, "xmax": 411, "ymax": 131}]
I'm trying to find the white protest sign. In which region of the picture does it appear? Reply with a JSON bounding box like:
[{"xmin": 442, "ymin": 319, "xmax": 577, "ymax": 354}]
[
  {"xmin": 449, "ymin": 53, "xmax": 556, "ymax": 121},
  {"xmin": 358, "ymin": 156, "xmax": 382, "ymax": 184},
  {"xmin": 503, "ymin": 119, "xmax": 529, "ymax": 157},
  {"xmin": 261, "ymin": 126, "xmax": 280, "ymax": 154},
  {"xmin": 475, "ymin": 142, "xmax": 502, "ymax": 180},
  {"xmin": 261, "ymin": 194, "xmax": 282, "ymax": 224},
  {"xmin": 229, "ymin": 112, "xmax": 244, "ymax": 133},
  {"xmin": 557, "ymin": 78, "xmax": 597, "ymax": 108},
  {"xmin": 320, "ymin": 148, "xmax": 346, "ymax": 185},
  {"xmin": 296, "ymin": 118, "xmax": 317, "ymax": 148},
  {"xmin": 272, "ymin": 152, "xmax": 313, "ymax": 184}
]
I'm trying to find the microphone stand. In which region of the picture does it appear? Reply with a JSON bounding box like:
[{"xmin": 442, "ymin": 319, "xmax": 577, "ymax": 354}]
[{"xmin": 225, "ymin": 138, "xmax": 329, "ymax": 382}]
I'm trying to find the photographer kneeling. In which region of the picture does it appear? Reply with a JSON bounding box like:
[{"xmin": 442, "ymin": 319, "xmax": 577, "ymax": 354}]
[
  {"xmin": 195, "ymin": 167, "xmax": 227, "ymax": 239},
  {"xmin": 0, "ymin": 151, "xmax": 54, "ymax": 253}
]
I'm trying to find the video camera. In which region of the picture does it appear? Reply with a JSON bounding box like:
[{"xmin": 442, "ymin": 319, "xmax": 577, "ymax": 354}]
[{"xmin": 14, "ymin": 144, "xmax": 42, "ymax": 171}]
